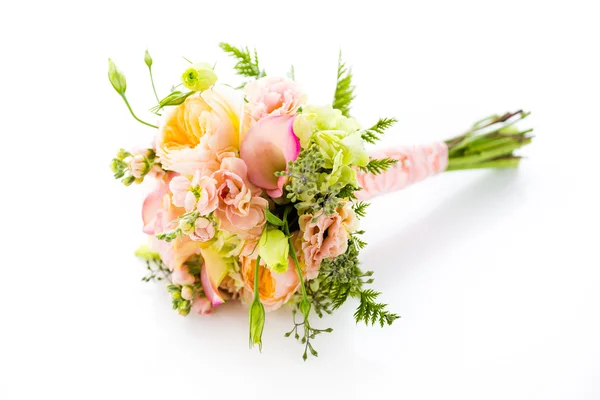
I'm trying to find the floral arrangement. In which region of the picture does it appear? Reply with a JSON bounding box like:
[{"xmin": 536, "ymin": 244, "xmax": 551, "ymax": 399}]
[{"xmin": 109, "ymin": 43, "xmax": 533, "ymax": 359}]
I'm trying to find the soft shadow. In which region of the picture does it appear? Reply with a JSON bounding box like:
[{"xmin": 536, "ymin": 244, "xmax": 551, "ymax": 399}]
[{"xmin": 361, "ymin": 169, "xmax": 522, "ymax": 287}]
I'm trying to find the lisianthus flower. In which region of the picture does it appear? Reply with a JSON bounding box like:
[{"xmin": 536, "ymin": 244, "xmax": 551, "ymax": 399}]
[
  {"xmin": 258, "ymin": 227, "xmax": 290, "ymax": 273},
  {"xmin": 240, "ymin": 115, "xmax": 300, "ymax": 198},
  {"xmin": 240, "ymin": 254, "xmax": 300, "ymax": 311},
  {"xmin": 156, "ymin": 85, "xmax": 247, "ymax": 175},
  {"xmin": 298, "ymin": 203, "xmax": 359, "ymax": 279},
  {"xmin": 244, "ymin": 76, "xmax": 307, "ymax": 121}
]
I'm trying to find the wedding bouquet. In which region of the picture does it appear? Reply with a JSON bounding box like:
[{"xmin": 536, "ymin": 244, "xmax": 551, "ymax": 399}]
[{"xmin": 109, "ymin": 43, "xmax": 533, "ymax": 359}]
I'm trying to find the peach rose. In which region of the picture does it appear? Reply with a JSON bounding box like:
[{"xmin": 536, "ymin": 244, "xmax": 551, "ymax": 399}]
[
  {"xmin": 156, "ymin": 85, "xmax": 247, "ymax": 175},
  {"xmin": 298, "ymin": 204, "xmax": 358, "ymax": 280},
  {"xmin": 240, "ymin": 255, "xmax": 300, "ymax": 311},
  {"xmin": 244, "ymin": 76, "xmax": 306, "ymax": 121}
]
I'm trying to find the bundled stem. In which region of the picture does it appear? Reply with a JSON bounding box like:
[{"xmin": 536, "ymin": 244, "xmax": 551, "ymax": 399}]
[{"xmin": 445, "ymin": 110, "xmax": 533, "ymax": 171}]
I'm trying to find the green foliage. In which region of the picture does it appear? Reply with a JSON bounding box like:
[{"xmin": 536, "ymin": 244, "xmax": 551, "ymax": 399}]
[
  {"xmin": 332, "ymin": 51, "xmax": 355, "ymax": 117},
  {"xmin": 219, "ymin": 42, "xmax": 265, "ymax": 79},
  {"xmin": 359, "ymin": 157, "xmax": 399, "ymax": 175},
  {"xmin": 306, "ymin": 241, "xmax": 399, "ymax": 327},
  {"xmin": 354, "ymin": 289, "xmax": 400, "ymax": 327},
  {"xmin": 284, "ymin": 308, "xmax": 333, "ymax": 361},
  {"xmin": 140, "ymin": 256, "xmax": 170, "ymax": 282},
  {"xmin": 167, "ymin": 284, "xmax": 191, "ymax": 316},
  {"xmin": 362, "ymin": 117, "xmax": 398, "ymax": 144},
  {"xmin": 352, "ymin": 202, "xmax": 370, "ymax": 219},
  {"xmin": 280, "ymin": 145, "xmax": 354, "ymax": 216},
  {"xmin": 288, "ymin": 65, "xmax": 295, "ymax": 81}
]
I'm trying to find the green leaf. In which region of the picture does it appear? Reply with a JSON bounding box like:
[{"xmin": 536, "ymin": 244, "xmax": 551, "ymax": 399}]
[
  {"xmin": 332, "ymin": 51, "xmax": 355, "ymax": 117},
  {"xmin": 354, "ymin": 289, "xmax": 400, "ymax": 327},
  {"xmin": 265, "ymin": 208, "xmax": 284, "ymax": 227}
]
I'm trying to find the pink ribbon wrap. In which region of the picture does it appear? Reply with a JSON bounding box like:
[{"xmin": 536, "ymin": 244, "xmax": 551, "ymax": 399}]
[{"xmin": 356, "ymin": 142, "xmax": 449, "ymax": 201}]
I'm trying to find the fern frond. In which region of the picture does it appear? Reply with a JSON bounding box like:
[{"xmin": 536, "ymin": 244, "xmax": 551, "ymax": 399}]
[
  {"xmin": 219, "ymin": 43, "xmax": 264, "ymax": 79},
  {"xmin": 352, "ymin": 201, "xmax": 370, "ymax": 218},
  {"xmin": 332, "ymin": 51, "xmax": 355, "ymax": 117},
  {"xmin": 354, "ymin": 289, "xmax": 400, "ymax": 327},
  {"xmin": 361, "ymin": 117, "xmax": 398, "ymax": 144},
  {"xmin": 359, "ymin": 158, "xmax": 399, "ymax": 175}
]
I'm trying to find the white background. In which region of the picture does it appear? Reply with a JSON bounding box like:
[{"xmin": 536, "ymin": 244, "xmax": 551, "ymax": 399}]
[{"xmin": 1, "ymin": 0, "xmax": 599, "ymax": 399}]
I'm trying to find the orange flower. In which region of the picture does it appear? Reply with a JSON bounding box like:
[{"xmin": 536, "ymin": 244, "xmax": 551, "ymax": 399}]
[{"xmin": 240, "ymin": 255, "xmax": 300, "ymax": 311}]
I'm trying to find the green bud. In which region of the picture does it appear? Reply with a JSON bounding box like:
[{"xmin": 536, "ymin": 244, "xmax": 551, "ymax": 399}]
[
  {"xmin": 108, "ymin": 58, "xmax": 127, "ymax": 95},
  {"xmin": 181, "ymin": 63, "xmax": 217, "ymax": 92},
  {"xmin": 144, "ymin": 49, "xmax": 153, "ymax": 68},
  {"xmin": 178, "ymin": 300, "xmax": 191, "ymax": 316},
  {"xmin": 259, "ymin": 227, "xmax": 289, "ymax": 274},
  {"xmin": 249, "ymin": 300, "xmax": 265, "ymax": 351},
  {"xmin": 122, "ymin": 175, "xmax": 136, "ymax": 186}
]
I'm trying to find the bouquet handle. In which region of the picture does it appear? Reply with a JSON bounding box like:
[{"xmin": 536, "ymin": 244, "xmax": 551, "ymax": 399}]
[{"xmin": 356, "ymin": 142, "xmax": 449, "ymax": 201}]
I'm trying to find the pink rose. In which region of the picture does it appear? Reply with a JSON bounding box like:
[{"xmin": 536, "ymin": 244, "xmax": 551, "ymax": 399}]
[
  {"xmin": 244, "ymin": 76, "xmax": 306, "ymax": 121},
  {"xmin": 240, "ymin": 115, "xmax": 300, "ymax": 198},
  {"xmin": 190, "ymin": 217, "xmax": 216, "ymax": 242},
  {"xmin": 298, "ymin": 205, "xmax": 358, "ymax": 280}
]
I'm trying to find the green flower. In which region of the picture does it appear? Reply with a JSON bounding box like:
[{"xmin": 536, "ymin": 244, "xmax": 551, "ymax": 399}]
[
  {"xmin": 182, "ymin": 63, "xmax": 217, "ymax": 91},
  {"xmin": 293, "ymin": 104, "xmax": 361, "ymax": 147},
  {"xmin": 313, "ymin": 131, "xmax": 369, "ymax": 169},
  {"xmin": 259, "ymin": 227, "xmax": 289, "ymax": 274}
]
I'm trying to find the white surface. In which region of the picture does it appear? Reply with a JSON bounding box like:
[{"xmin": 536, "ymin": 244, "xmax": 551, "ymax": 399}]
[{"xmin": 1, "ymin": 0, "xmax": 599, "ymax": 399}]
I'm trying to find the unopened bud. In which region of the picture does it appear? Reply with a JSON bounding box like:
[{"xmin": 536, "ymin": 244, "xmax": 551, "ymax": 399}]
[
  {"xmin": 108, "ymin": 58, "xmax": 127, "ymax": 95},
  {"xmin": 181, "ymin": 285, "xmax": 194, "ymax": 301}
]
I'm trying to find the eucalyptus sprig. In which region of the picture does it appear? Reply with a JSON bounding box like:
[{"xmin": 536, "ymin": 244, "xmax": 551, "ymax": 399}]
[{"xmin": 107, "ymin": 59, "xmax": 158, "ymax": 129}]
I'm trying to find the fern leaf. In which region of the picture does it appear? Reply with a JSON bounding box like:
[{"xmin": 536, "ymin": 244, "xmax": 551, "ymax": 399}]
[
  {"xmin": 332, "ymin": 51, "xmax": 355, "ymax": 117},
  {"xmin": 219, "ymin": 42, "xmax": 264, "ymax": 79},
  {"xmin": 361, "ymin": 117, "xmax": 398, "ymax": 144},
  {"xmin": 359, "ymin": 158, "xmax": 399, "ymax": 175}
]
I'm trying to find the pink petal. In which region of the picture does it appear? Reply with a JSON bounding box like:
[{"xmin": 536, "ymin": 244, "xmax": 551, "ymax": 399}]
[{"xmin": 240, "ymin": 115, "xmax": 300, "ymax": 195}]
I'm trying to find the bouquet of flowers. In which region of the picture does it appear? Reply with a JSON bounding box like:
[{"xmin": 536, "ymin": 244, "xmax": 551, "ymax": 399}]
[{"xmin": 109, "ymin": 43, "xmax": 533, "ymax": 359}]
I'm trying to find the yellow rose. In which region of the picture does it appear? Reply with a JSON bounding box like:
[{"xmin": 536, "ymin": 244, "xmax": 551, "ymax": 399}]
[{"xmin": 156, "ymin": 85, "xmax": 247, "ymax": 175}]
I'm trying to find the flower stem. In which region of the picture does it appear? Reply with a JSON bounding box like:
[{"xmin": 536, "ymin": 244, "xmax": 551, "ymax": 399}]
[
  {"xmin": 148, "ymin": 67, "xmax": 160, "ymax": 103},
  {"xmin": 254, "ymin": 255, "xmax": 261, "ymax": 302},
  {"xmin": 119, "ymin": 94, "xmax": 158, "ymax": 129}
]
